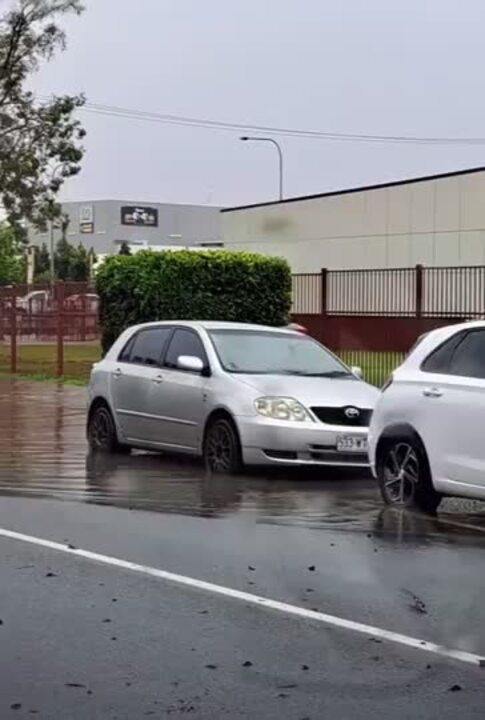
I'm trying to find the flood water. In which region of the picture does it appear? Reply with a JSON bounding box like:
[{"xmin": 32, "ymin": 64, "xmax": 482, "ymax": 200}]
[{"xmin": 1, "ymin": 379, "xmax": 485, "ymax": 546}]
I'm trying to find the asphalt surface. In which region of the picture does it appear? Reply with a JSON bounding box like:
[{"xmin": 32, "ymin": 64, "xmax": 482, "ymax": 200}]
[{"xmin": 1, "ymin": 378, "xmax": 485, "ymax": 718}]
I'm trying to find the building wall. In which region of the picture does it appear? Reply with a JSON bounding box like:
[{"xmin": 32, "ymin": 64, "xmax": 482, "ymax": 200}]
[
  {"xmin": 221, "ymin": 169, "xmax": 485, "ymax": 271},
  {"xmin": 30, "ymin": 200, "xmax": 221, "ymax": 254}
]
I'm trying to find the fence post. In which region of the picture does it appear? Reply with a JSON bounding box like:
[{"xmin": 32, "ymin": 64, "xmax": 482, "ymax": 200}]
[
  {"xmin": 415, "ymin": 264, "xmax": 423, "ymax": 318},
  {"xmin": 80, "ymin": 290, "xmax": 86, "ymax": 342},
  {"xmin": 10, "ymin": 287, "xmax": 17, "ymax": 374},
  {"xmin": 56, "ymin": 281, "xmax": 64, "ymax": 378},
  {"xmin": 320, "ymin": 268, "xmax": 328, "ymax": 316}
]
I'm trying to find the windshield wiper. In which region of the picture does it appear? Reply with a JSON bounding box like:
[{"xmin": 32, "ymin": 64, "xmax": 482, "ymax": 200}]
[
  {"xmin": 296, "ymin": 370, "xmax": 354, "ymax": 378},
  {"xmin": 228, "ymin": 369, "xmax": 354, "ymax": 377}
]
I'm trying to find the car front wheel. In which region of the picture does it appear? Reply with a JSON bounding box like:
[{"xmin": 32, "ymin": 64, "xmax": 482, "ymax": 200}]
[
  {"xmin": 204, "ymin": 417, "xmax": 242, "ymax": 474},
  {"xmin": 377, "ymin": 438, "xmax": 441, "ymax": 514}
]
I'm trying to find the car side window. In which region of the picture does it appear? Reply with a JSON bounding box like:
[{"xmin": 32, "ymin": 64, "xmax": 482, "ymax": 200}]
[
  {"xmin": 421, "ymin": 332, "xmax": 466, "ymax": 374},
  {"xmin": 448, "ymin": 330, "xmax": 485, "ymax": 379},
  {"xmin": 118, "ymin": 335, "xmax": 135, "ymax": 363},
  {"xmin": 164, "ymin": 329, "xmax": 207, "ymax": 370},
  {"xmin": 120, "ymin": 327, "xmax": 172, "ymax": 367}
]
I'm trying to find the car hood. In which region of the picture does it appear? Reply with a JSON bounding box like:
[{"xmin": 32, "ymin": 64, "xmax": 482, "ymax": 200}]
[{"xmin": 234, "ymin": 374, "xmax": 380, "ymax": 408}]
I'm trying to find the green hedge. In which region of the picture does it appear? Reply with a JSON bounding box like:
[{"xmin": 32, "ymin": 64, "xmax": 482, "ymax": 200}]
[{"xmin": 96, "ymin": 250, "xmax": 292, "ymax": 353}]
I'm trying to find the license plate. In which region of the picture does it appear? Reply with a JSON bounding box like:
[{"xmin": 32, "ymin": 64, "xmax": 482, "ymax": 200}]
[{"xmin": 336, "ymin": 435, "xmax": 368, "ymax": 453}]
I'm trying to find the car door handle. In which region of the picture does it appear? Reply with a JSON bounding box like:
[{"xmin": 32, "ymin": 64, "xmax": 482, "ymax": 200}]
[
  {"xmin": 152, "ymin": 373, "xmax": 164, "ymax": 384},
  {"xmin": 113, "ymin": 368, "xmax": 122, "ymax": 378},
  {"xmin": 423, "ymin": 387, "xmax": 442, "ymax": 398}
]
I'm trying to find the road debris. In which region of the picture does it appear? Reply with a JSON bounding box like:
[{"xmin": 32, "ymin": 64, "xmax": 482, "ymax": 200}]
[{"xmin": 402, "ymin": 588, "xmax": 427, "ymax": 614}]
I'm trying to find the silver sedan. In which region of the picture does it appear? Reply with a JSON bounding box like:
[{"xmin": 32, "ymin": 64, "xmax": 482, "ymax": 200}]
[{"xmin": 87, "ymin": 321, "xmax": 379, "ymax": 472}]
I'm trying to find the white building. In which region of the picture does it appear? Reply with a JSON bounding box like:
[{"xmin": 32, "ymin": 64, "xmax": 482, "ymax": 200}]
[{"xmin": 221, "ymin": 166, "xmax": 485, "ymax": 272}]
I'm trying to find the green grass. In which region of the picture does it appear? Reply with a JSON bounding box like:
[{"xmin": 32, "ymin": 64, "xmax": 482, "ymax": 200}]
[
  {"xmin": 0, "ymin": 344, "xmax": 404, "ymax": 388},
  {"xmin": 0, "ymin": 343, "xmax": 101, "ymax": 384}
]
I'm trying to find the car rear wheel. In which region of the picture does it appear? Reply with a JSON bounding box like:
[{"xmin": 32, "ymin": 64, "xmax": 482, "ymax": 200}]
[
  {"xmin": 204, "ymin": 417, "xmax": 242, "ymax": 474},
  {"xmin": 88, "ymin": 404, "xmax": 128, "ymax": 454},
  {"xmin": 377, "ymin": 438, "xmax": 441, "ymax": 514}
]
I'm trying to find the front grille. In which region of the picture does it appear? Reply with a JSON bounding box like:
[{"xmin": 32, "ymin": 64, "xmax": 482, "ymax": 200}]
[{"xmin": 311, "ymin": 406, "xmax": 372, "ymax": 427}]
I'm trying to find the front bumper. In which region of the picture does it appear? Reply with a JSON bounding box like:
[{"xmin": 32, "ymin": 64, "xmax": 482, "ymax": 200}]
[
  {"xmin": 236, "ymin": 416, "xmax": 370, "ymax": 468},
  {"xmin": 367, "ymin": 427, "xmax": 378, "ymax": 478}
]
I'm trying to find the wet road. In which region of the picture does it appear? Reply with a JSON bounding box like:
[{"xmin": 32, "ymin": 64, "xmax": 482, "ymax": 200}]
[{"xmin": 1, "ymin": 379, "xmax": 485, "ymax": 718}]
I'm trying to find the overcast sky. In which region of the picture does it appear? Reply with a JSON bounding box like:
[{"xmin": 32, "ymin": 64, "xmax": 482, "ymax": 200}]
[{"xmin": 29, "ymin": 0, "xmax": 485, "ymax": 207}]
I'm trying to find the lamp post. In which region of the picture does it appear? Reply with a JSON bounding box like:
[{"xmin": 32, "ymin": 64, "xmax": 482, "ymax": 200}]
[{"xmin": 240, "ymin": 136, "xmax": 284, "ymax": 201}]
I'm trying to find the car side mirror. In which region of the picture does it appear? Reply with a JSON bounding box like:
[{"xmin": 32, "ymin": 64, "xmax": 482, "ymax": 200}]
[
  {"xmin": 351, "ymin": 365, "xmax": 363, "ymax": 379},
  {"xmin": 177, "ymin": 355, "xmax": 205, "ymax": 373}
]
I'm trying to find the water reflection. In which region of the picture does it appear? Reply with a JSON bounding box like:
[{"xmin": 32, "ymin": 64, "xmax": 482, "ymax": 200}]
[
  {"xmin": 85, "ymin": 451, "xmax": 244, "ymax": 516},
  {"xmin": 2, "ymin": 379, "xmax": 485, "ymax": 546}
]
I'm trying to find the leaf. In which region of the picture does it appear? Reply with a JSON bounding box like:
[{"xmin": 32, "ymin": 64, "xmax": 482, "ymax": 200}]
[{"xmin": 0, "ymin": 1, "xmax": 85, "ymax": 230}]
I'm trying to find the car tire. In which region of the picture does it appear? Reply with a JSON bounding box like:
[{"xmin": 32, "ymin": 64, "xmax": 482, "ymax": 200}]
[
  {"xmin": 204, "ymin": 417, "xmax": 242, "ymax": 474},
  {"xmin": 88, "ymin": 404, "xmax": 129, "ymax": 454},
  {"xmin": 377, "ymin": 437, "xmax": 441, "ymax": 514}
]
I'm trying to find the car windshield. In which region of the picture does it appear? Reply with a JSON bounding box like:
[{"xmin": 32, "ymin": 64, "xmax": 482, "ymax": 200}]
[{"xmin": 208, "ymin": 329, "xmax": 354, "ymax": 377}]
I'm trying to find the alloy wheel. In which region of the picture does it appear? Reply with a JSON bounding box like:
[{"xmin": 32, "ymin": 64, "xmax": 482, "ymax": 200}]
[
  {"xmin": 206, "ymin": 422, "xmax": 235, "ymax": 473},
  {"xmin": 382, "ymin": 442, "xmax": 419, "ymax": 505},
  {"xmin": 89, "ymin": 408, "xmax": 113, "ymax": 450}
]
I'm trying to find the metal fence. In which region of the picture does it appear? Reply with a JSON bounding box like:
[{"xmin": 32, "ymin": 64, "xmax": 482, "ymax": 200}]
[
  {"xmin": 326, "ymin": 268, "xmax": 416, "ymax": 316},
  {"xmin": 291, "ymin": 273, "xmax": 323, "ymax": 314},
  {"xmin": 292, "ymin": 265, "xmax": 485, "ymax": 318},
  {"xmin": 0, "ymin": 282, "xmax": 99, "ymax": 378},
  {"xmin": 337, "ymin": 350, "xmax": 405, "ymax": 388},
  {"xmin": 422, "ymin": 266, "xmax": 485, "ymax": 317},
  {"xmin": 2, "ymin": 265, "xmax": 485, "ymax": 385}
]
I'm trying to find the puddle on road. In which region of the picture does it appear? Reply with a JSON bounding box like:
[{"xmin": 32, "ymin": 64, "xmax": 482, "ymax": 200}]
[{"xmin": 1, "ymin": 379, "xmax": 485, "ymax": 546}]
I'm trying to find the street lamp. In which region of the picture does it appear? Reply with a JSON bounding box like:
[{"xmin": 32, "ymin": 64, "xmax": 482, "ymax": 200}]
[{"xmin": 240, "ymin": 136, "xmax": 284, "ymax": 201}]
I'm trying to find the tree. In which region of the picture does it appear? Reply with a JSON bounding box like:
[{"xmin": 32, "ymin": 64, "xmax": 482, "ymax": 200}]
[
  {"xmin": 53, "ymin": 237, "xmax": 94, "ymax": 280},
  {"xmin": 34, "ymin": 241, "xmax": 50, "ymax": 280},
  {"xmin": 69, "ymin": 242, "xmax": 91, "ymax": 281},
  {"xmin": 118, "ymin": 241, "xmax": 132, "ymax": 256},
  {"xmin": 0, "ymin": 0, "xmax": 86, "ymax": 234},
  {"xmin": 54, "ymin": 235, "xmax": 74, "ymax": 280},
  {"xmin": 0, "ymin": 222, "xmax": 24, "ymax": 285}
]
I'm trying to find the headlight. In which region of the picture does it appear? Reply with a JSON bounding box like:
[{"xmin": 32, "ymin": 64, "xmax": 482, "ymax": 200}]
[{"xmin": 254, "ymin": 397, "xmax": 310, "ymax": 422}]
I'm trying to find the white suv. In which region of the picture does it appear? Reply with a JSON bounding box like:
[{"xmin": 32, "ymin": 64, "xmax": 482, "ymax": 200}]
[{"xmin": 369, "ymin": 321, "xmax": 485, "ymax": 513}]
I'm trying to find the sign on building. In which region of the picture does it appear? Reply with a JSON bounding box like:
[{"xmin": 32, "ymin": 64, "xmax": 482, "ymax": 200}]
[
  {"xmin": 121, "ymin": 206, "xmax": 159, "ymax": 227},
  {"xmin": 79, "ymin": 205, "xmax": 94, "ymax": 234}
]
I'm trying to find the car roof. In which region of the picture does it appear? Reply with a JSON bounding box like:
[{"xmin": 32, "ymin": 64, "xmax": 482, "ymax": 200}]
[{"xmin": 128, "ymin": 320, "xmax": 297, "ymax": 334}]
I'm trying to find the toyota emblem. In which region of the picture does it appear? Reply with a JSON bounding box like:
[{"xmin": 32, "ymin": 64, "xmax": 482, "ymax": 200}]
[{"xmin": 344, "ymin": 406, "xmax": 360, "ymax": 419}]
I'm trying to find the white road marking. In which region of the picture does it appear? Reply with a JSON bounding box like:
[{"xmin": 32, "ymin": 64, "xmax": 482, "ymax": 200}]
[{"xmin": 0, "ymin": 525, "xmax": 483, "ymax": 667}]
